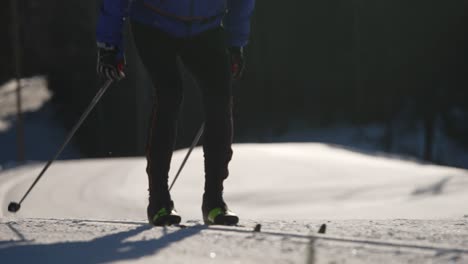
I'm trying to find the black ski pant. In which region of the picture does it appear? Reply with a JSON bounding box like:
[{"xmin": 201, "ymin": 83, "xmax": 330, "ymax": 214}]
[{"xmin": 131, "ymin": 21, "xmax": 233, "ymax": 203}]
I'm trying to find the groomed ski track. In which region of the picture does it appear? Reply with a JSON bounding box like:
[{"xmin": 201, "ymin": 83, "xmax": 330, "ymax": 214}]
[
  {"xmin": 1, "ymin": 143, "xmax": 468, "ymax": 263},
  {"xmin": 1, "ymin": 218, "xmax": 467, "ymax": 263}
]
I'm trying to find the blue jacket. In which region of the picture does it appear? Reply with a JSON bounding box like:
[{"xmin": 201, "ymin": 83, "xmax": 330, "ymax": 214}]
[{"xmin": 96, "ymin": 0, "xmax": 255, "ymax": 53}]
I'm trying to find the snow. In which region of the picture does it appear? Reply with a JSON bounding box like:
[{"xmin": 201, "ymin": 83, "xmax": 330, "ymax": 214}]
[
  {"xmin": 0, "ymin": 77, "xmax": 80, "ymax": 166},
  {"xmin": 0, "ymin": 77, "xmax": 51, "ymax": 132},
  {"xmin": 270, "ymin": 121, "xmax": 468, "ymax": 169},
  {"xmin": 1, "ymin": 218, "xmax": 467, "ymax": 263},
  {"xmin": 2, "ymin": 144, "xmax": 468, "ymax": 220},
  {"xmin": 1, "ymin": 143, "xmax": 468, "ymax": 263}
]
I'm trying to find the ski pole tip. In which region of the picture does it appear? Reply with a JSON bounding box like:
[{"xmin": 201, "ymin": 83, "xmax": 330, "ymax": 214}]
[{"xmin": 8, "ymin": 202, "xmax": 21, "ymax": 213}]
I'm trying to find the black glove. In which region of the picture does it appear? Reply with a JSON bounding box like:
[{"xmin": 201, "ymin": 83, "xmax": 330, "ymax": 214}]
[
  {"xmin": 228, "ymin": 47, "xmax": 245, "ymax": 80},
  {"xmin": 97, "ymin": 42, "xmax": 126, "ymax": 81}
]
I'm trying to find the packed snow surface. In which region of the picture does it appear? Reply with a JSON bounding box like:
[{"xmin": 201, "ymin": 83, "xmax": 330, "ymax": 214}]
[
  {"xmin": 0, "ymin": 77, "xmax": 50, "ymax": 132},
  {"xmin": 1, "ymin": 143, "xmax": 468, "ymax": 263}
]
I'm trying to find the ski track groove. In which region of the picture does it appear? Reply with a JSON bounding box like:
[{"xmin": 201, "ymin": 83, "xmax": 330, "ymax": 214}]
[
  {"xmin": 6, "ymin": 217, "xmax": 467, "ymax": 255},
  {"xmin": 2, "ymin": 145, "xmax": 468, "ymax": 263},
  {"xmin": 0, "ymin": 218, "xmax": 468, "ymax": 263}
]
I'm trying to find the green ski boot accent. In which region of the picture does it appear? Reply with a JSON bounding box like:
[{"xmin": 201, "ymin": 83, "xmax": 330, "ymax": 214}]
[
  {"xmin": 207, "ymin": 208, "xmax": 224, "ymax": 223},
  {"xmin": 148, "ymin": 207, "xmax": 181, "ymax": 226},
  {"xmin": 152, "ymin": 208, "xmax": 168, "ymax": 222},
  {"xmin": 204, "ymin": 207, "xmax": 239, "ymax": 225}
]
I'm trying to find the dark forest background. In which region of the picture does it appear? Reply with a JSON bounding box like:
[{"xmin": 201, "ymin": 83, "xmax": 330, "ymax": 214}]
[{"xmin": 1, "ymin": 0, "xmax": 467, "ymax": 166}]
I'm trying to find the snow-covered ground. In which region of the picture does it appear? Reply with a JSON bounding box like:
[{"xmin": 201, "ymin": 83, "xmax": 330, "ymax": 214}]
[
  {"xmin": 1, "ymin": 218, "xmax": 467, "ymax": 263},
  {"xmin": 1, "ymin": 144, "xmax": 468, "ymax": 263},
  {"xmin": 265, "ymin": 120, "xmax": 468, "ymax": 169},
  {"xmin": 0, "ymin": 77, "xmax": 51, "ymax": 132},
  {"xmin": 0, "ymin": 77, "xmax": 79, "ymax": 166}
]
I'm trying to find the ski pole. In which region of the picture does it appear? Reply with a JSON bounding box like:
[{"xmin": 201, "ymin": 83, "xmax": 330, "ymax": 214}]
[
  {"xmin": 7, "ymin": 80, "xmax": 113, "ymax": 213},
  {"xmin": 169, "ymin": 122, "xmax": 205, "ymax": 191}
]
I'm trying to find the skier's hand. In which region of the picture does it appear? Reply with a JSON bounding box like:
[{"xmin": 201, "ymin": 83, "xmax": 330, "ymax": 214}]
[
  {"xmin": 96, "ymin": 42, "xmax": 126, "ymax": 81},
  {"xmin": 228, "ymin": 47, "xmax": 245, "ymax": 80}
]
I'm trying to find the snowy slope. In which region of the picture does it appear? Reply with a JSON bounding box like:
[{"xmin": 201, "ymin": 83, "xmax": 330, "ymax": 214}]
[
  {"xmin": 0, "ymin": 77, "xmax": 80, "ymax": 165},
  {"xmin": 1, "ymin": 143, "xmax": 467, "ymax": 220},
  {"xmin": 1, "ymin": 143, "xmax": 468, "ymax": 263}
]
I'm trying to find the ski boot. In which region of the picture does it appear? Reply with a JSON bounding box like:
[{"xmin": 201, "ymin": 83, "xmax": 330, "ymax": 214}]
[
  {"xmin": 202, "ymin": 193, "xmax": 239, "ymax": 225},
  {"xmin": 147, "ymin": 200, "xmax": 181, "ymax": 226}
]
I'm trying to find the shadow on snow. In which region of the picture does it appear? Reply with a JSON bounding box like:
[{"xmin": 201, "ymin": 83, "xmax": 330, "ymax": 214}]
[{"xmin": 0, "ymin": 224, "xmax": 205, "ymax": 263}]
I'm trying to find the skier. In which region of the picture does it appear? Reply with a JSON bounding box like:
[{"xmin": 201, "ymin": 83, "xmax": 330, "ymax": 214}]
[{"xmin": 95, "ymin": 0, "xmax": 255, "ymax": 226}]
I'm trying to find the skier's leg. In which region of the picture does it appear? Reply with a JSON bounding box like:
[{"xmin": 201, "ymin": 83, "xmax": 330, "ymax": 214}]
[
  {"xmin": 181, "ymin": 27, "xmax": 237, "ymax": 225},
  {"xmin": 131, "ymin": 21, "xmax": 183, "ymax": 225}
]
